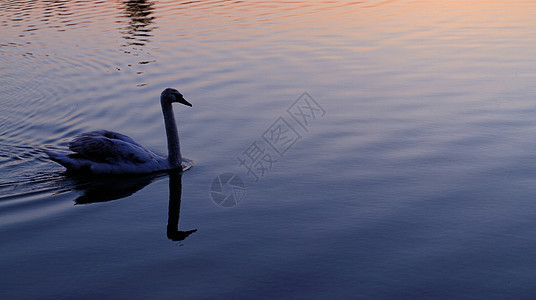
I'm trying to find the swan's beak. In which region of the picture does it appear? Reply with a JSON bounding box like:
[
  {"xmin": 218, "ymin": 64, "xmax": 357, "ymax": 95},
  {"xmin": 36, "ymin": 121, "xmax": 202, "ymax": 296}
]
[{"xmin": 176, "ymin": 96, "xmax": 192, "ymax": 107}]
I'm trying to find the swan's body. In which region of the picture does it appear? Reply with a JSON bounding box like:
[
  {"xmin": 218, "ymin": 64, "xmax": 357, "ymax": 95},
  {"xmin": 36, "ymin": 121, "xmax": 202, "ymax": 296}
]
[{"xmin": 45, "ymin": 88, "xmax": 192, "ymax": 174}]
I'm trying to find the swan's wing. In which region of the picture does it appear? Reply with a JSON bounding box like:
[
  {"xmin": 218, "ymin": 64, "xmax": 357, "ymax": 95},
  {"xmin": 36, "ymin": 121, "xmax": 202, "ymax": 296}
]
[
  {"xmin": 77, "ymin": 130, "xmax": 145, "ymax": 148},
  {"xmin": 69, "ymin": 130, "xmax": 156, "ymax": 163}
]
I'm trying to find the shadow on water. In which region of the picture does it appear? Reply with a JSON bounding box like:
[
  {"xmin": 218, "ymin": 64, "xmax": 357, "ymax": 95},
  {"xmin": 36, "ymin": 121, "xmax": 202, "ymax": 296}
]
[
  {"xmin": 69, "ymin": 170, "xmax": 197, "ymax": 241},
  {"xmin": 120, "ymin": 0, "xmax": 155, "ymax": 47},
  {"xmin": 69, "ymin": 172, "xmax": 161, "ymax": 205}
]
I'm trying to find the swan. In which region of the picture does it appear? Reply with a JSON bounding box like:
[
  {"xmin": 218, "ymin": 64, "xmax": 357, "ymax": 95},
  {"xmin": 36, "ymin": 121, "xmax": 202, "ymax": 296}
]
[{"xmin": 45, "ymin": 88, "xmax": 192, "ymax": 174}]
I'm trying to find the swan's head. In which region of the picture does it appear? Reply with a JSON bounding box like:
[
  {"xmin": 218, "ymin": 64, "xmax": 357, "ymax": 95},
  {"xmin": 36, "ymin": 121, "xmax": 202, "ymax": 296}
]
[{"xmin": 161, "ymin": 88, "xmax": 192, "ymax": 107}]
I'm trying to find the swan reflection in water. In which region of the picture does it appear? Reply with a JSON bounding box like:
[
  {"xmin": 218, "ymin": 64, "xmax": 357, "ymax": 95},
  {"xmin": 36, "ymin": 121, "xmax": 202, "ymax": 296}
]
[
  {"xmin": 166, "ymin": 170, "xmax": 197, "ymax": 241},
  {"xmin": 70, "ymin": 170, "xmax": 197, "ymax": 241}
]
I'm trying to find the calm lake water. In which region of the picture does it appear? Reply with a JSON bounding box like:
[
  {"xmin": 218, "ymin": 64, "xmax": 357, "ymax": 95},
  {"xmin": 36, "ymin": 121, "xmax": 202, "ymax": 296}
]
[{"xmin": 2, "ymin": 0, "xmax": 536, "ymax": 298}]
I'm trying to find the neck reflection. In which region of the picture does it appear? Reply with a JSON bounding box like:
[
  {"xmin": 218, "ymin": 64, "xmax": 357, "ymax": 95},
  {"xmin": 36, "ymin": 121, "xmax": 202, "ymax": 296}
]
[
  {"xmin": 167, "ymin": 170, "xmax": 197, "ymax": 241},
  {"xmin": 69, "ymin": 170, "xmax": 197, "ymax": 241}
]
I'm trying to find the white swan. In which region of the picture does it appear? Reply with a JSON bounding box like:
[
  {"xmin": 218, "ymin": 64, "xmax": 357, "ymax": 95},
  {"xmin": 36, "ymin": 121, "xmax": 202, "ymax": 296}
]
[{"xmin": 45, "ymin": 88, "xmax": 192, "ymax": 174}]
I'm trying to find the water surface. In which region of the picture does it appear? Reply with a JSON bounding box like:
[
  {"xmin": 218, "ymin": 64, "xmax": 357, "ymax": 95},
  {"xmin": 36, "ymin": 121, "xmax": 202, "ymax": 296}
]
[{"xmin": 2, "ymin": 0, "xmax": 536, "ymax": 298}]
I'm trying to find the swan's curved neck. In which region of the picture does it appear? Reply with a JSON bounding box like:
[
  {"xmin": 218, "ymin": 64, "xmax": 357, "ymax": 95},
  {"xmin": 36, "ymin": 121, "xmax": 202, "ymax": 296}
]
[{"xmin": 161, "ymin": 99, "xmax": 182, "ymax": 169}]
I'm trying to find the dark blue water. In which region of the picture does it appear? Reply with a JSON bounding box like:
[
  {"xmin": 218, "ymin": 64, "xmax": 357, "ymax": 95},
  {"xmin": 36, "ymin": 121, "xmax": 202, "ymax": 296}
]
[{"xmin": 2, "ymin": 0, "xmax": 536, "ymax": 298}]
